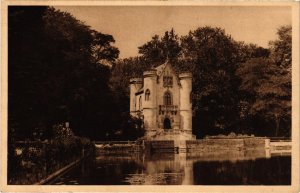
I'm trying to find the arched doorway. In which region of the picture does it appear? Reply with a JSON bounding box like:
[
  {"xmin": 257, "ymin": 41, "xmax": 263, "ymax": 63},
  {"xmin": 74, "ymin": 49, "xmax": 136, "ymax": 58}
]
[{"xmin": 163, "ymin": 118, "xmax": 171, "ymax": 129}]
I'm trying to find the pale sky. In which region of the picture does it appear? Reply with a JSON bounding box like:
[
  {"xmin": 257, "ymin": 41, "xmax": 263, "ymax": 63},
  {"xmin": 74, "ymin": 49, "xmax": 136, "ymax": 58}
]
[{"xmin": 55, "ymin": 6, "xmax": 291, "ymax": 59}]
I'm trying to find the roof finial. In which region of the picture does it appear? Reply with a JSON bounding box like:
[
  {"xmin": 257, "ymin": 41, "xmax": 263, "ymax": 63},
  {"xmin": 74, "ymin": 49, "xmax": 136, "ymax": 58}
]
[{"xmin": 165, "ymin": 54, "xmax": 169, "ymax": 63}]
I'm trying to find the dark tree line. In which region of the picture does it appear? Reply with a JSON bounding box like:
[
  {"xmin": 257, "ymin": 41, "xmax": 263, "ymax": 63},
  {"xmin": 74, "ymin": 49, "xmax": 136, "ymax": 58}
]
[
  {"xmin": 8, "ymin": 6, "xmax": 144, "ymax": 141},
  {"xmin": 236, "ymin": 26, "xmax": 291, "ymax": 137},
  {"xmin": 112, "ymin": 26, "xmax": 291, "ymax": 138},
  {"xmin": 8, "ymin": 6, "xmax": 291, "ymax": 142}
]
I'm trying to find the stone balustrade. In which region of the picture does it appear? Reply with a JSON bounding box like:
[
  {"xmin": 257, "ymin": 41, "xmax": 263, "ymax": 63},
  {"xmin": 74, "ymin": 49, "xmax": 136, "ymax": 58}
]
[{"xmin": 159, "ymin": 105, "xmax": 178, "ymax": 115}]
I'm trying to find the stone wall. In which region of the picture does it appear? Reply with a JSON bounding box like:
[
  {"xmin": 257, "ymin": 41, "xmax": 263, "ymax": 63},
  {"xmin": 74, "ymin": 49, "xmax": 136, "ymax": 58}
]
[
  {"xmin": 186, "ymin": 137, "xmax": 269, "ymax": 152},
  {"xmin": 95, "ymin": 144, "xmax": 140, "ymax": 155},
  {"xmin": 146, "ymin": 140, "xmax": 174, "ymax": 149},
  {"xmin": 186, "ymin": 139, "xmax": 244, "ymax": 152},
  {"xmin": 145, "ymin": 140, "xmax": 175, "ymax": 153},
  {"xmin": 95, "ymin": 138, "xmax": 269, "ymax": 155},
  {"xmin": 244, "ymin": 137, "xmax": 269, "ymax": 149},
  {"xmin": 186, "ymin": 149, "xmax": 270, "ymax": 161}
]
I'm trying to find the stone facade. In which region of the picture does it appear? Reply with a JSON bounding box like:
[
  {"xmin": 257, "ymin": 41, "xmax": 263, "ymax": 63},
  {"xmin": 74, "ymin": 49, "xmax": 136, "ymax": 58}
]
[
  {"xmin": 186, "ymin": 137, "xmax": 270, "ymax": 152},
  {"xmin": 130, "ymin": 61, "xmax": 195, "ymax": 140}
]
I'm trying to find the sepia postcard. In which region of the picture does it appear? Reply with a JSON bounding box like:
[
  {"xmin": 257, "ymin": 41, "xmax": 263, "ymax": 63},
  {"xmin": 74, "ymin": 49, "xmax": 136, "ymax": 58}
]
[{"xmin": 1, "ymin": 1, "xmax": 299, "ymax": 193}]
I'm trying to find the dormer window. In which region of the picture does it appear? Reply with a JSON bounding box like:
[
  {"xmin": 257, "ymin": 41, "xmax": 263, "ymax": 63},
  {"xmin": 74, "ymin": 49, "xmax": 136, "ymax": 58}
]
[
  {"xmin": 145, "ymin": 89, "xmax": 150, "ymax": 101},
  {"xmin": 163, "ymin": 76, "xmax": 173, "ymax": 87}
]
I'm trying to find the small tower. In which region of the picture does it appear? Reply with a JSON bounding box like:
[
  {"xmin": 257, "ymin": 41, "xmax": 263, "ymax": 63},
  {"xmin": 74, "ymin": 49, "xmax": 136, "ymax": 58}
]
[
  {"xmin": 143, "ymin": 69, "xmax": 157, "ymax": 137},
  {"xmin": 179, "ymin": 72, "xmax": 192, "ymax": 132},
  {"xmin": 129, "ymin": 78, "xmax": 143, "ymax": 117}
]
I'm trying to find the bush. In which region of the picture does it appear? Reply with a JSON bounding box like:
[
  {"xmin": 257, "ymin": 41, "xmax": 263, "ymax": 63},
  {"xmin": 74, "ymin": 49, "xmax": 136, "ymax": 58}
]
[{"xmin": 8, "ymin": 124, "xmax": 93, "ymax": 184}]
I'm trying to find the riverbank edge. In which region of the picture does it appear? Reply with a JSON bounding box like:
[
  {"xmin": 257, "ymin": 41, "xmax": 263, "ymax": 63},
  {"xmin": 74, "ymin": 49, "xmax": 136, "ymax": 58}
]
[{"xmin": 35, "ymin": 157, "xmax": 83, "ymax": 185}]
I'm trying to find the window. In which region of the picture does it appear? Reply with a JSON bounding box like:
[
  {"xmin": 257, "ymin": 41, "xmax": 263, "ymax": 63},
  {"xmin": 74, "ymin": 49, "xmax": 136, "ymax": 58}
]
[
  {"xmin": 164, "ymin": 91, "xmax": 172, "ymax": 106},
  {"xmin": 163, "ymin": 76, "xmax": 173, "ymax": 87},
  {"xmin": 145, "ymin": 89, "xmax": 150, "ymax": 101}
]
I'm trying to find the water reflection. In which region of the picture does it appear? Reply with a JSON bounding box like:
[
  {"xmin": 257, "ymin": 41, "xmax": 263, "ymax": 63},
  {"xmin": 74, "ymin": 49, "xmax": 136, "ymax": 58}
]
[{"xmin": 52, "ymin": 149, "xmax": 291, "ymax": 185}]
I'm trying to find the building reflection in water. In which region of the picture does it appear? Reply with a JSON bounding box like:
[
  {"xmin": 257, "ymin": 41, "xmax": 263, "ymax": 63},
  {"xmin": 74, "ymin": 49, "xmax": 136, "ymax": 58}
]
[
  {"xmin": 117, "ymin": 148, "xmax": 289, "ymax": 185},
  {"xmin": 52, "ymin": 149, "xmax": 291, "ymax": 185}
]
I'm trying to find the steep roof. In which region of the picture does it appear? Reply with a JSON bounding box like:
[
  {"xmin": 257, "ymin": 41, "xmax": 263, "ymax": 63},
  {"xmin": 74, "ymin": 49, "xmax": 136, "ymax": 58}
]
[
  {"xmin": 155, "ymin": 60, "xmax": 168, "ymax": 77},
  {"xmin": 154, "ymin": 60, "xmax": 182, "ymax": 86},
  {"xmin": 154, "ymin": 59, "xmax": 180, "ymax": 77}
]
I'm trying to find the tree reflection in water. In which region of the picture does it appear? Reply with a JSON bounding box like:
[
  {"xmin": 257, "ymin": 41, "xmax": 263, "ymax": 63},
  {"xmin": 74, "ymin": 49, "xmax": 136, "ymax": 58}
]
[{"xmin": 51, "ymin": 149, "xmax": 291, "ymax": 185}]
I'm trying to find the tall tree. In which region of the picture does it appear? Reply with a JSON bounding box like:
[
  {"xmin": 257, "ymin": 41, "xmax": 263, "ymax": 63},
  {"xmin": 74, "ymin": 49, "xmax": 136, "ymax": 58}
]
[
  {"xmin": 8, "ymin": 6, "xmax": 120, "ymax": 140},
  {"xmin": 236, "ymin": 25, "xmax": 291, "ymax": 137},
  {"xmin": 43, "ymin": 7, "xmax": 120, "ymax": 139},
  {"xmin": 138, "ymin": 28, "xmax": 181, "ymax": 66},
  {"xmin": 236, "ymin": 58, "xmax": 291, "ymax": 136},
  {"xmin": 180, "ymin": 27, "xmax": 244, "ymax": 137}
]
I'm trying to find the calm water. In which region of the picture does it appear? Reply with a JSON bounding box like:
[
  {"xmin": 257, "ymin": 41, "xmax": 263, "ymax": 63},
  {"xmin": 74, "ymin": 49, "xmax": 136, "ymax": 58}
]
[{"xmin": 51, "ymin": 150, "xmax": 291, "ymax": 185}]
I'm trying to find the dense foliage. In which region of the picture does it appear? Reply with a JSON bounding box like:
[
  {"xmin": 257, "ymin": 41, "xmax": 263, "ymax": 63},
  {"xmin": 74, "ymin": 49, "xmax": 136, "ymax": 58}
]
[
  {"xmin": 8, "ymin": 126, "xmax": 93, "ymax": 184},
  {"xmin": 236, "ymin": 26, "xmax": 291, "ymax": 137}
]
